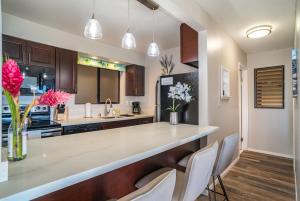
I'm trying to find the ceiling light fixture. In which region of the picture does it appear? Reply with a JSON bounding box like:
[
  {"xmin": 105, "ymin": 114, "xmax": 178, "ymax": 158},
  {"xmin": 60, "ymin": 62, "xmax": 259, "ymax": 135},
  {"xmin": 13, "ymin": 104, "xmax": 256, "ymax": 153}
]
[
  {"xmin": 84, "ymin": 0, "xmax": 103, "ymax": 40},
  {"xmin": 246, "ymin": 25, "xmax": 272, "ymax": 39},
  {"xmin": 147, "ymin": 9, "xmax": 160, "ymax": 57},
  {"xmin": 122, "ymin": 0, "xmax": 136, "ymax": 49}
]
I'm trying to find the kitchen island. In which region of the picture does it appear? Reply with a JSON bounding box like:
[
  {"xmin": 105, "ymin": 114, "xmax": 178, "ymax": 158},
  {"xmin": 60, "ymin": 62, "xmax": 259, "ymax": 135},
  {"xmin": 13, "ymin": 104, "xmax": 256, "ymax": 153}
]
[{"xmin": 0, "ymin": 122, "xmax": 218, "ymax": 201}]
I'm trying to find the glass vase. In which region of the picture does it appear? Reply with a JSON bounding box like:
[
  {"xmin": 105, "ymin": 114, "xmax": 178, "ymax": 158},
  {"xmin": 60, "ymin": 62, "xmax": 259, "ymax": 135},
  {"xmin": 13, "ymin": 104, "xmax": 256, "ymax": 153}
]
[{"xmin": 7, "ymin": 119, "xmax": 28, "ymax": 161}]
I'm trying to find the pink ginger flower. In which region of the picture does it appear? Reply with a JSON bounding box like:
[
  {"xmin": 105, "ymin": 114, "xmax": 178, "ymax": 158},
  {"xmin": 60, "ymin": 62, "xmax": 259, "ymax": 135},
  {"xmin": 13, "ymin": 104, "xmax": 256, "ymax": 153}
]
[
  {"xmin": 2, "ymin": 59, "xmax": 24, "ymax": 97},
  {"xmin": 54, "ymin": 90, "xmax": 71, "ymax": 104},
  {"xmin": 37, "ymin": 90, "xmax": 71, "ymax": 107}
]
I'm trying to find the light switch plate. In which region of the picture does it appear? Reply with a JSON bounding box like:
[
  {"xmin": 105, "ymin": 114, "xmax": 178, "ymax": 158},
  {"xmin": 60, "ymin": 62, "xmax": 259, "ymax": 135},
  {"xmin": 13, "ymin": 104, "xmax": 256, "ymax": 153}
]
[{"xmin": 0, "ymin": 161, "xmax": 8, "ymax": 182}]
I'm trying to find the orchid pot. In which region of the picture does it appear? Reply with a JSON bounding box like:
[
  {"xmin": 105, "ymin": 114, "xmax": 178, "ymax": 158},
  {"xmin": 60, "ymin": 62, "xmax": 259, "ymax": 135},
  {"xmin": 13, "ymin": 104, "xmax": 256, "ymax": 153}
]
[
  {"xmin": 2, "ymin": 59, "xmax": 71, "ymax": 161},
  {"xmin": 166, "ymin": 82, "xmax": 192, "ymax": 125},
  {"xmin": 170, "ymin": 112, "xmax": 178, "ymax": 125}
]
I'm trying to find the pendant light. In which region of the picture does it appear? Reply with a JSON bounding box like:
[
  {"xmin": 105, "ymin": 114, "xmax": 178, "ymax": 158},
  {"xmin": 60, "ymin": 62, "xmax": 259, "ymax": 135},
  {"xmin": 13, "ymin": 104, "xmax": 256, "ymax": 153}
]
[
  {"xmin": 84, "ymin": 0, "xmax": 103, "ymax": 40},
  {"xmin": 147, "ymin": 9, "xmax": 160, "ymax": 57},
  {"xmin": 122, "ymin": 0, "xmax": 136, "ymax": 49}
]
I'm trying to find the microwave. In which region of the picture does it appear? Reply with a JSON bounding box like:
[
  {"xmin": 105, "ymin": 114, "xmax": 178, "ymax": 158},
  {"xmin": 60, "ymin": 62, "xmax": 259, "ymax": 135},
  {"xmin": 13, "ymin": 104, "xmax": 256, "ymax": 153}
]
[{"xmin": 20, "ymin": 65, "xmax": 55, "ymax": 95}]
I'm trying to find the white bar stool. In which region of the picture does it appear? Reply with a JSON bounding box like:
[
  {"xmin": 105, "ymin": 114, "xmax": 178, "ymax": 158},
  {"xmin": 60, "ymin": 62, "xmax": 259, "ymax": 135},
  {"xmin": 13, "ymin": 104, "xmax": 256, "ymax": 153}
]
[
  {"xmin": 134, "ymin": 142, "xmax": 219, "ymax": 201},
  {"xmin": 109, "ymin": 169, "xmax": 176, "ymax": 201},
  {"xmin": 177, "ymin": 133, "xmax": 239, "ymax": 201}
]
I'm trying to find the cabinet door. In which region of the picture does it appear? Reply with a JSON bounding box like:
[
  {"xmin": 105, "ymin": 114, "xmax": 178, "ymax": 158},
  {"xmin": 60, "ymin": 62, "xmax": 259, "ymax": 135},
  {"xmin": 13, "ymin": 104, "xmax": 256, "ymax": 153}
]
[
  {"xmin": 126, "ymin": 66, "xmax": 136, "ymax": 96},
  {"xmin": 56, "ymin": 48, "xmax": 78, "ymax": 93},
  {"xmin": 126, "ymin": 65, "xmax": 144, "ymax": 96},
  {"xmin": 27, "ymin": 41, "xmax": 55, "ymax": 68},
  {"xmin": 180, "ymin": 23, "xmax": 198, "ymax": 68},
  {"xmin": 135, "ymin": 67, "xmax": 145, "ymax": 96},
  {"xmin": 2, "ymin": 35, "xmax": 27, "ymax": 64}
]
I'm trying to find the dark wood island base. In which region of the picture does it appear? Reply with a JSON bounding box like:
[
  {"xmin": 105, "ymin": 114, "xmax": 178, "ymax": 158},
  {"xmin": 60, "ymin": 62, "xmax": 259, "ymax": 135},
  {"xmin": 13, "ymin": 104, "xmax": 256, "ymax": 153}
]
[{"xmin": 35, "ymin": 137, "xmax": 207, "ymax": 201}]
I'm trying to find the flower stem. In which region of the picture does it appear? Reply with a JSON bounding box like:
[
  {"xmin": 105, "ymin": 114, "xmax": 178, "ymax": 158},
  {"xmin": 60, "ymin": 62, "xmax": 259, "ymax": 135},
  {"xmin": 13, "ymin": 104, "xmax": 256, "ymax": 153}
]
[{"xmin": 172, "ymin": 98, "xmax": 175, "ymax": 112}]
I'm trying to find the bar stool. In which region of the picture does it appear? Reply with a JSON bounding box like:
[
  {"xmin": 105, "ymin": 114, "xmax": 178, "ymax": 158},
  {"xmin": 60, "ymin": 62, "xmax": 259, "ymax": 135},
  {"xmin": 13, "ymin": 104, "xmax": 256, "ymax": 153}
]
[
  {"xmin": 134, "ymin": 142, "xmax": 219, "ymax": 201},
  {"xmin": 177, "ymin": 133, "xmax": 239, "ymax": 201},
  {"xmin": 109, "ymin": 169, "xmax": 176, "ymax": 201}
]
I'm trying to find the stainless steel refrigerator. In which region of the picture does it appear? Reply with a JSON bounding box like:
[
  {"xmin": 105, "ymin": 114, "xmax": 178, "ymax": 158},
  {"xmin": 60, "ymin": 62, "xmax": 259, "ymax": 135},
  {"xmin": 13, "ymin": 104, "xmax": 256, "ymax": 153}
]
[{"xmin": 155, "ymin": 72, "xmax": 199, "ymax": 125}]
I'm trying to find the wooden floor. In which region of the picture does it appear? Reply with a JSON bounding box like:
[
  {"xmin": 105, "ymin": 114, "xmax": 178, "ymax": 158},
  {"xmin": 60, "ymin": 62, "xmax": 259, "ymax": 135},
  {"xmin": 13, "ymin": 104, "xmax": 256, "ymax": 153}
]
[{"xmin": 199, "ymin": 151, "xmax": 295, "ymax": 201}]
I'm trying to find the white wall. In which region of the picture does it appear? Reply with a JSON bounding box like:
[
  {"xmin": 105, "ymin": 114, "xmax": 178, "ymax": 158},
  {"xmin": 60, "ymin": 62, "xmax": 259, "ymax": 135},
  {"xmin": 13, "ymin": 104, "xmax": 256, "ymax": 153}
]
[
  {"xmin": 247, "ymin": 48, "xmax": 293, "ymax": 156},
  {"xmin": 294, "ymin": 0, "xmax": 300, "ymax": 199},
  {"xmin": 1, "ymin": 13, "xmax": 149, "ymax": 118},
  {"xmin": 3, "ymin": 1, "xmax": 247, "ymax": 149},
  {"xmin": 143, "ymin": 47, "xmax": 197, "ymax": 114},
  {"xmin": 155, "ymin": 0, "xmax": 247, "ymax": 147},
  {"xmin": 2, "ymin": 13, "xmax": 145, "ymax": 66}
]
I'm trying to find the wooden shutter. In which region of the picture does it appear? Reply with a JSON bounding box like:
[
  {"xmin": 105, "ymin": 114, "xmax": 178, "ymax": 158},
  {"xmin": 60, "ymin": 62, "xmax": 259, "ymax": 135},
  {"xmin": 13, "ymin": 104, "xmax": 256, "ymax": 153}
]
[{"xmin": 254, "ymin": 66, "xmax": 284, "ymax": 109}]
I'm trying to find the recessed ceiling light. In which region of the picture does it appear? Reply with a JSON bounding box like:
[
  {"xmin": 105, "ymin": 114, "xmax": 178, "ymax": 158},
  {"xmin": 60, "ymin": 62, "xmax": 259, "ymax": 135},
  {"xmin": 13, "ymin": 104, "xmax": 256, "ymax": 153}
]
[{"xmin": 246, "ymin": 25, "xmax": 272, "ymax": 39}]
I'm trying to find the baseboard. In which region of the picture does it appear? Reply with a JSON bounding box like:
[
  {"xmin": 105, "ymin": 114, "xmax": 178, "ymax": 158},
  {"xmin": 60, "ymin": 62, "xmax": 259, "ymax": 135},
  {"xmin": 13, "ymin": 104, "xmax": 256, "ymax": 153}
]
[
  {"xmin": 246, "ymin": 148, "xmax": 294, "ymax": 159},
  {"xmin": 294, "ymin": 159, "xmax": 298, "ymax": 201}
]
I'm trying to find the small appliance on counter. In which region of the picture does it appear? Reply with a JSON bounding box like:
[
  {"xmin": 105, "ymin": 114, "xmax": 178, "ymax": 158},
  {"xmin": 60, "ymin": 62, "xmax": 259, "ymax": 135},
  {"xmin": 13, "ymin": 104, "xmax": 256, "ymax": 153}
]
[
  {"xmin": 132, "ymin": 101, "xmax": 141, "ymax": 114},
  {"xmin": 84, "ymin": 103, "xmax": 92, "ymax": 118},
  {"xmin": 2, "ymin": 105, "xmax": 62, "ymax": 147},
  {"xmin": 54, "ymin": 104, "xmax": 69, "ymax": 121}
]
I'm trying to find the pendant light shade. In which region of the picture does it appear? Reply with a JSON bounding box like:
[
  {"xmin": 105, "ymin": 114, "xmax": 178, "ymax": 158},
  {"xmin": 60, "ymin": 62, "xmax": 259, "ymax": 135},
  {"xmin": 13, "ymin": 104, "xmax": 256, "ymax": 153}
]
[
  {"xmin": 84, "ymin": 14, "xmax": 103, "ymax": 40},
  {"xmin": 84, "ymin": 0, "xmax": 103, "ymax": 40},
  {"xmin": 122, "ymin": 31, "xmax": 136, "ymax": 49},
  {"xmin": 147, "ymin": 42, "xmax": 160, "ymax": 57},
  {"xmin": 122, "ymin": 0, "xmax": 136, "ymax": 49},
  {"xmin": 147, "ymin": 9, "xmax": 160, "ymax": 57}
]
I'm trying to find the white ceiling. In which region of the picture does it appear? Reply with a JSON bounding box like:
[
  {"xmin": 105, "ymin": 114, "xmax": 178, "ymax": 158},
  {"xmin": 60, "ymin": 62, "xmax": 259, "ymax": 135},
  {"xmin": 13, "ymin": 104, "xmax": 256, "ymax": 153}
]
[
  {"xmin": 2, "ymin": 0, "xmax": 181, "ymax": 53},
  {"xmin": 195, "ymin": 0, "xmax": 296, "ymax": 53}
]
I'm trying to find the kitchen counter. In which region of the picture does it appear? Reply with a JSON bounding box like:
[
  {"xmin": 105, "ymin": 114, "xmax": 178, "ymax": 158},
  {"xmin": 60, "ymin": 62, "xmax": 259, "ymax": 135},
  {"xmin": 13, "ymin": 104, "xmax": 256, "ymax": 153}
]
[
  {"xmin": 57, "ymin": 114, "xmax": 154, "ymax": 126},
  {"xmin": 0, "ymin": 122, "xmax": 218, "ymax": 201}
]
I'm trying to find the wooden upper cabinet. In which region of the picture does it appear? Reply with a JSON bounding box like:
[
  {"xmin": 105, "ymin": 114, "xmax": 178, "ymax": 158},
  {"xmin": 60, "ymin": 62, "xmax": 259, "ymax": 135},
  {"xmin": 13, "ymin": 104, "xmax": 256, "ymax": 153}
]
[
  {"xmin": 27, "ymin": 41, "xmax": 55, "ymax": 68},
  {"xmin": 180, "ymin": 23, "xmax": 198, "ymax": 68},
  {"xmin": 126, "ymin": 65, "xmax": 145, "ymax": 96},
  {"xmin": 2, "ymin": 35, "xmax": 27, "ymax": 64},
  {"xmin": 2, "ymin": 35, "xmax": 55, "ymax": 68},
  {"xmin": 56, "ymin": 48, "xmax": 78, "ymax": 93}
]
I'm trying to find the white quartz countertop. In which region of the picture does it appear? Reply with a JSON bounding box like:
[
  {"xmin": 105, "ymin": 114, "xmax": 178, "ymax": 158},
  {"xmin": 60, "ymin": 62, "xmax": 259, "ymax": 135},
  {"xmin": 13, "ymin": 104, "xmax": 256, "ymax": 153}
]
[
  {"xmin": 57, "ymin": 114, "xmax": 154, "ymax": 126},
  {"xmin": 0, "ymin": 122, "xmax": 218, "ymax": 201}
]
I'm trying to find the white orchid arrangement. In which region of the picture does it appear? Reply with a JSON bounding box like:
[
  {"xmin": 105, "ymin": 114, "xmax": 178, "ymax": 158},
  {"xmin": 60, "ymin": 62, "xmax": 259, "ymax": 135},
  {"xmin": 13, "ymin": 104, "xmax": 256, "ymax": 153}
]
[{"xmin": 167, "ymin": 82, "xmax": 192, "ymax": 112}]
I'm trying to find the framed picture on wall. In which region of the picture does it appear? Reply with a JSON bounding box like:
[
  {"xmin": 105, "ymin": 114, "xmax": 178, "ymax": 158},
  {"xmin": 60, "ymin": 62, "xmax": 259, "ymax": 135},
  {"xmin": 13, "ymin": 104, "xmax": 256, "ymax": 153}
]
[
  {"xmin": 220, "ymin": 66, "xmax": 231, "ymax": 100},
  {"xmin": 292, "ymin": 48, "xmax": 298, "ymax": 97}
]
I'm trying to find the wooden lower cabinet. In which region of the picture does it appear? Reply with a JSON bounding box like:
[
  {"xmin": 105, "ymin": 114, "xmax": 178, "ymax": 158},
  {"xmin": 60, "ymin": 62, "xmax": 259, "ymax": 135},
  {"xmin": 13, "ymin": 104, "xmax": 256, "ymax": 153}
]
[
  {"xmin": 62, "ymin": 117, "xmax": 154, "ymax": 135},
  {"xmin": 101, "ymin": 117, "xmax": 153, "ymax": 130},
  {"xmin": 34, "ymin": 137, "xmax": 207, "ymax": 201}
]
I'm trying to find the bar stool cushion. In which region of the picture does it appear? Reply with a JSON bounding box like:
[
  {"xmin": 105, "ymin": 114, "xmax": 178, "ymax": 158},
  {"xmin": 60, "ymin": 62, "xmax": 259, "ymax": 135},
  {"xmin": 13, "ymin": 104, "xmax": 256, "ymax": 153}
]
[
  {"xmin": 177, "ymin": 154, "xmax": 192, "ymax": 168},
  {"xmin": 118, "ymin": 169, "xmax": 176, "ymax": 201},
  {"xmin": 135, "ymin": 142, "xmax": 218, "ymax": 201},
  {"xmin": 135, "ymin": 168, "xmax": 185, "ymax": 201},
  {"xmin": 135, "ymin": 167, "xmax": 173, "ymax": 189}
]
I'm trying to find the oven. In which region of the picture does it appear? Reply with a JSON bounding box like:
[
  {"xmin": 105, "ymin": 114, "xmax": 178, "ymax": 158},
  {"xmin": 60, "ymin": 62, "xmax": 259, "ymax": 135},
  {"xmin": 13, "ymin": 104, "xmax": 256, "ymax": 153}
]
[{"xmin": 2, "ymin": 105, "xmax": 62, "ymax": 147}]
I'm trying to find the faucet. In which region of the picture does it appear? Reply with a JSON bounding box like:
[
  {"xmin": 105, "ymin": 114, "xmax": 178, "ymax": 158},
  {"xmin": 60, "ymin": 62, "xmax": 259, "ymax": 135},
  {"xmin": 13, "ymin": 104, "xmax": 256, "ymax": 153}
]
[{"xmin": 104, "ymin": 98, "xmax": 112, "ymax": 116}]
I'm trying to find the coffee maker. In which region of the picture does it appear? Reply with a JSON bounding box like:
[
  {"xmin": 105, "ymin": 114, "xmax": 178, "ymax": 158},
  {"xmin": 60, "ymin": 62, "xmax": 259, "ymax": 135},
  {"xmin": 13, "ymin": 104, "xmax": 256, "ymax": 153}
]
[{"xmin": 132, "ymin": 102, "xmax": 141, "ymax": 114}]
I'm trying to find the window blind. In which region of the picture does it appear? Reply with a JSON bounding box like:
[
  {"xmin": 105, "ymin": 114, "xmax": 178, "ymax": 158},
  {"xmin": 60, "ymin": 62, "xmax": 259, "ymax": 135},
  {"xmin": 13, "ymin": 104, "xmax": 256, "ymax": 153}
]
[{"xmin": 254, "ymin": 66, "xmax": 284, "ymax": 109}]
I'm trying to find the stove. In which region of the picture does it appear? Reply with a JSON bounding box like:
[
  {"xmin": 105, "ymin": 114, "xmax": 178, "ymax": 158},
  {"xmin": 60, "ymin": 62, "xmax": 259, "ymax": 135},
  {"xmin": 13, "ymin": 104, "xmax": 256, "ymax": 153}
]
[{"xmin": 2, "ymin": 105, "xmax": 62, "ymax": 146}]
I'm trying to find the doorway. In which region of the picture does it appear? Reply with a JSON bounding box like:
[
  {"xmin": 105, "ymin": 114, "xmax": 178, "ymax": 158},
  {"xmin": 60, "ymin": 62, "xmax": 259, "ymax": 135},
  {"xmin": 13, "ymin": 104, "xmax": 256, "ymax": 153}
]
[{"xmin": 239, "ymin": 63, "xmax": 249, "ymax": 151}]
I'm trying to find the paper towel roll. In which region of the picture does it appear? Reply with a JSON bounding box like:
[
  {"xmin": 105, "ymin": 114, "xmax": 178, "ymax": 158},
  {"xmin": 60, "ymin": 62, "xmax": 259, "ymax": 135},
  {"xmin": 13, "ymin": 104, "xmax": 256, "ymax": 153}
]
[{"xmin": 85, "ymin": 103, "xmax": 92, "ymax": 118}]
